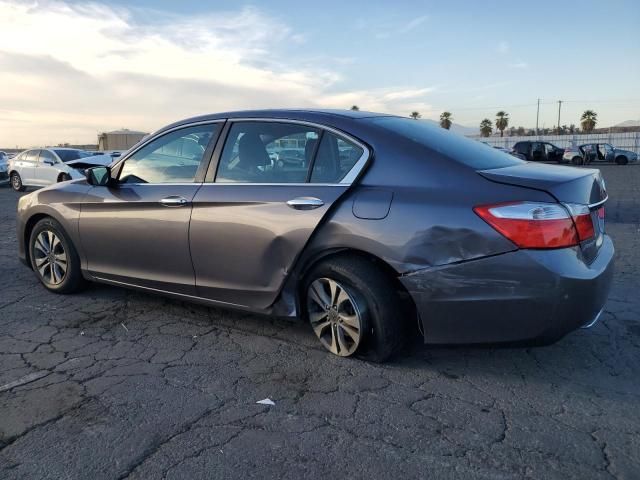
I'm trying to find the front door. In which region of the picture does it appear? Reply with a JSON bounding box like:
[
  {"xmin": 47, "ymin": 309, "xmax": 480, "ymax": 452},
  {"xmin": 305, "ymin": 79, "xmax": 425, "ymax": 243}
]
[
  {"xmin": 79, "ymin": 122, "xmax": 222, "ymax": 295},
  {"xmin": 36, "ymin": 150, "xmax": 60, "ymax": 185},
  {"xmin": 20, "ymin": 150, "xmax": 39, "ymax": 184},
  {"xmin": 189, "ymin": 120, "xmax": 369, "ymax": 309}
]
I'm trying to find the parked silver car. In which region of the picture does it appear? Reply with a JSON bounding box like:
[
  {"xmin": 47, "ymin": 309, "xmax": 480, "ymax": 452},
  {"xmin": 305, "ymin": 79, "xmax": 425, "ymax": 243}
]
[
  {"xmin": 9, "ymin": 148, "xmax": 107, "ymax": 191},
  {"xmin": 563, "ymin": 143, "xmax": 638, "ymax": 165}
]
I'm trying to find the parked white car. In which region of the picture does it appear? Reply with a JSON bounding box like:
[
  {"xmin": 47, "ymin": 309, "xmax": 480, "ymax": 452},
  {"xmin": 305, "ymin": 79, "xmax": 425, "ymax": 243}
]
[{"xmin": 8, "ymin": 148, "xmax": 106, "ymax": 191}]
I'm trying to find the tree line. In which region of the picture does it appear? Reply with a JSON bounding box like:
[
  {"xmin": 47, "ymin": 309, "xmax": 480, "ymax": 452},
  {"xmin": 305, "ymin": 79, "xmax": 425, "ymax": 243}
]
[{"xmin": 349, "ymin": 105, "xmax": 599, "ymax": 136}]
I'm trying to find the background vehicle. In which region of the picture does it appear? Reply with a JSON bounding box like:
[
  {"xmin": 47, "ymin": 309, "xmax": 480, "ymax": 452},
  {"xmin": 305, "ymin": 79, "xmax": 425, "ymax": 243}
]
[
  {"xmin": 480, "ymin": 142, "xmax": 526, "ymax": 160},
  {"xmin": 563, "ymin": 143, "xmax": 638, "ymax": 165},
  {"xmin": 513, "ymin": 141, "xmax": 564, "ymax": 162},
  {"xmin": 0, "ymin": 151, "xmax": 9, "ymax": 185},
  {"xmin": 9, "ymin": 148, "xmax": 107, "ymax": 191},
  {"xmin": 17, "ymin": 110, "xmax": 613, "ymax": 361}
]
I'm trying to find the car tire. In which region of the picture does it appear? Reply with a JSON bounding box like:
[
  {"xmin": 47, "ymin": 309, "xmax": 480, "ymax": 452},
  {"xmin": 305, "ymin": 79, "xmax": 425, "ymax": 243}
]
[
  {"xmin": 615, "ymin": 156, "xmax": 628, "ymax": 165},
  {"xmin": 29, "ymin": 217, "xmax": 85, "ymax": 294},
  {"xmin": 11, "ymin": 172, "xmax": 26, "ymax": 192},
  {"xmin": 571, "ymin": 156, "xmax": 583, "ymax": 166},
  {"xmin": 58, "ymin": 172, "xmax": 72, "ymax": 182},
  {"xmin": 303, "ymin": 255, "xmax": 405, "ymax": 362}
]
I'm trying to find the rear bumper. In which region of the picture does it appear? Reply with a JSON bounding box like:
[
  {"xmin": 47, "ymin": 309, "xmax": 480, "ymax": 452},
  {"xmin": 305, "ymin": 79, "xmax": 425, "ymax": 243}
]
[{"xmin": 400, "ymin": 235, "xmax": 614, "ymax": 345}]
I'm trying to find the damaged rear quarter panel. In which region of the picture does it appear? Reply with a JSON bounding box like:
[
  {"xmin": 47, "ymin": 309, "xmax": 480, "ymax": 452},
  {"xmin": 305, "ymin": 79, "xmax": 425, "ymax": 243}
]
[{"xmin": 303, "ymin": 180, "xmax": 554, "ymax": 275}]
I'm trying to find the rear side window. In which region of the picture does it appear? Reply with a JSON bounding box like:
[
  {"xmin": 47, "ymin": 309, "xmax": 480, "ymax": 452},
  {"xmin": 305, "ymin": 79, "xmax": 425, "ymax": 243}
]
[
  {"xmin": 368, "ymin": 117, "xmax": 523, "ymax": 170},
  {"xmin": 513, "ymin": 142, "xmax": 528, "ymax": 154},
  {"xmin": 310, "ymin": 132, "xmax": 363, "ymax": 183},
  {"xmin": 216, "ymin": 122, "xmax": 320, "ymax": 183}
]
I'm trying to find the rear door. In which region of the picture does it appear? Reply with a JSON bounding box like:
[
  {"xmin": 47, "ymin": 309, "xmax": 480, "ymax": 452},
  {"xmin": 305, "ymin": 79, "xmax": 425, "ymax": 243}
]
[
  {"xmin": 189, "ymin": 120, "xmax": 369, "ymax": 309},
  {"xmin": 79, "ymin": 122, "xmax": 223, "ymax": 295}
]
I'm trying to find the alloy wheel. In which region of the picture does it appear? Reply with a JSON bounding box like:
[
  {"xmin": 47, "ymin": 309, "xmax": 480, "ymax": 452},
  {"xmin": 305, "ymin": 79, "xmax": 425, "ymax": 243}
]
[
  {"xmin": 12, "ymin": 174, "xmax": 20, "ymax": 189},
  {"xmin": 307, "ymin": 277, "xmax": 362, "ymax": 356},
  {"xmin": 33, "ymin": 230, "xmax": 67, "ymax": 285}
]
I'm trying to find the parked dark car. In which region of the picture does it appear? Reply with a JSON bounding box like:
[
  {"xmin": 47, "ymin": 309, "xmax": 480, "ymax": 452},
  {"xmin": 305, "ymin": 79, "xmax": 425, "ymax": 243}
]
[
  {"xmin": 480, "ymin": 142, "xmax": 526, "ymax": 160},
  {"xmin": 563, "ymin": 143, "xmax": 638, "ymax": 165},
  {"xmin": 16, "ymin": 109, "xmax": 613, "ymax": 361},
  {"xmin": 513, "ymin": 141, "xmax": 564, "ymax": 163}
]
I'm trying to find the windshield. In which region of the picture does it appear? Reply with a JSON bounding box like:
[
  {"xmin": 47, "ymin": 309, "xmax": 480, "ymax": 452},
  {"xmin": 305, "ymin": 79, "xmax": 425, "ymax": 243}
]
[
  {"xmin": 368, "ymin": 116, "xmax": 523, "ymax": 170},
  {"xmin": 54, "ymin": 149, "xmax": 93, "ymax": 162}
]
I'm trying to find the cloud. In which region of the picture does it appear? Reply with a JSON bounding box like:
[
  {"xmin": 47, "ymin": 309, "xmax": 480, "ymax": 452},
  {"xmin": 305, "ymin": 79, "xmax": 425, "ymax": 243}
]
[
  {"xmin": 0, "ymin": 0, "xmax": 436, "ymax": 146},
  {"xmin": 369, "ymin": 14, "xmax": 428, "ymax": 39},
  {"xmin": 509, "ymin": 60, "xmax": 529, "ymax": 69},
  {"xmin": 400, "ymin": 15, "xmax": 429, "ymax": 33}
]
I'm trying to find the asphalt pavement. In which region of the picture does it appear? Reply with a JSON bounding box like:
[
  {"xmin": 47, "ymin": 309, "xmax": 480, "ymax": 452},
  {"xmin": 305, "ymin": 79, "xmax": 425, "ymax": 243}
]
[{"xmin": 0, "ymin": 164, "xmax": 638, "ymax": 479}]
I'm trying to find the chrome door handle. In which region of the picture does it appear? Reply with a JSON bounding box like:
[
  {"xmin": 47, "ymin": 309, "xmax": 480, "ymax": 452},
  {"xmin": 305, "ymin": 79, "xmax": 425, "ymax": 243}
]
[
  {"xmin": 286, "ymin": 197, "xmax": 324, "ymax": 210},
  {"xmin": 159, "ymin": 196, "xmax": 189, "ymax": 207}
]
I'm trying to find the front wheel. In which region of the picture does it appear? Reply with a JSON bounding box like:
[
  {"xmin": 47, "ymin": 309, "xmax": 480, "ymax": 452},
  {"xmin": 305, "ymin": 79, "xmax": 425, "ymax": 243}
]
[
  {"xmin": 29, "ymin": 217, "xmax": 85, "ymax": 294},
  {"xmin": 571, "ymin": 156, "xmax": 583, "ymax": 166},
  {"xmin": 303, "ymin": 256, "xmax": 406, "ymax": 362},
  {"xmin": 58, "ymin": 172, "xmax": 72, "ymax": 182},
  {"xmin": 11, "ymin": 172, "xmax": 26, "ymax": 191}
]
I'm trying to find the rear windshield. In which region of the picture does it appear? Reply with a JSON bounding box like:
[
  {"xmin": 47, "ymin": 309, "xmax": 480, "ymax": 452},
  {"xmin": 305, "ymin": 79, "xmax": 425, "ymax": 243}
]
[
  {"xmin": 368, "ymin": 116, "xmax": 523, "ymax": 170},
  {"xmin": 54, "ymin": 150, "xmax": 93, "ymax": 162}
]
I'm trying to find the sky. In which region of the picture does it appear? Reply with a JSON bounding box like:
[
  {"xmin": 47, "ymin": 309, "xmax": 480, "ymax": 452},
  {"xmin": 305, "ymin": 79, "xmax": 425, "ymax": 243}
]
[{"xmin": 0, "ymin": 0, "xmax": 639, "ymax": 147}]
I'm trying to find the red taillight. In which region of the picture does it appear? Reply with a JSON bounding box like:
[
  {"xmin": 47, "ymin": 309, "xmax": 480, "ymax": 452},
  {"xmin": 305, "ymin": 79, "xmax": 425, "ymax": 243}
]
[
  {"xmin": 474, "ymin": 202, "xmax": 595, "ymax": 249},
  {"xmin": 564, "ymin": 203, "xmax": 595, "ymax": 241}
]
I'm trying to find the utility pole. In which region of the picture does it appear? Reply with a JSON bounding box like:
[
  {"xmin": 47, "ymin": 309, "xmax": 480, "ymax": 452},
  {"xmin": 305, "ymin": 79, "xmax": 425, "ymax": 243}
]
[
  {"xmin": 536, "ymin": 98, "xmax": 540, "ymax": 137},
  {"xmin": 557, "ymin": 100, "xmax": 563, "ymax": 134}
]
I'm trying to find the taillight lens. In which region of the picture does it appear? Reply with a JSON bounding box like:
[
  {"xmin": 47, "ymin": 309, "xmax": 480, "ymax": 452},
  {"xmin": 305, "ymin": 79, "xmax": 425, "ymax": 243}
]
[
  {"xmin": 564, "ymin": 203, "xmax": 595, "ymax": 241},
  {"xmin": 474, "ymin": 201, "xmax": 595, "ymax": 249}
]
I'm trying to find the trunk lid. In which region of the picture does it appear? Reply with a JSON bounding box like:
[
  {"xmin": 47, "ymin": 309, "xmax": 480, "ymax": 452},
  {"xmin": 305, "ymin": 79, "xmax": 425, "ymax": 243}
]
[
  {"xmin": 478, "ymin": 162, "xmax": 607, "ymax": 206},
  {"xmin": 478, "ymin": 162, "xmax": 608, "ymax": 262}
]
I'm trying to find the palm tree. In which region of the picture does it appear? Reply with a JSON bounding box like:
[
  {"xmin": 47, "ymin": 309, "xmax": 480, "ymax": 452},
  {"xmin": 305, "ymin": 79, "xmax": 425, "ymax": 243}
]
[
  {"xmin": 495, "ymin": 111, "xmax": 509, "ymax": 137},
  {"xmin": 439, "ymin": 111, "xmax": 452, "ymax": 129},
  {"xmin": 350, "ymin": 105, "xmax": 359, "ymax": 111},
  {"xmin": 480, "ymin": 119, "xmax": 493, "ymax": 137},
  {"xmin": 410, "ymin": 111, "xmax": 421, "ymax": 120},
  {"xmin": 581, "ymin": 110, "xmax": 597, "ymax": 133}
]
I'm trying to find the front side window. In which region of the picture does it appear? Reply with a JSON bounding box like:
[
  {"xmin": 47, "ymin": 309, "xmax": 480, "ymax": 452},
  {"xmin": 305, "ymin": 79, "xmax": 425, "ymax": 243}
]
[
  {"xmin": 216, "ymin": 122, "xmax": 319, "ymax": 183},
  {"xmin": 310, "ymin": 132, "xmax": 363, "ymax": 183},
  {"xmin": 119, "ymin": 124, "xmax": 219, "ymax": 184},
  {"xmin": 25, "ymin": 150, "xmax": 39, "ymax": 163},
  {"xmin": 39, "ymin": 150, "xmax": 56, "ymax": 164}
]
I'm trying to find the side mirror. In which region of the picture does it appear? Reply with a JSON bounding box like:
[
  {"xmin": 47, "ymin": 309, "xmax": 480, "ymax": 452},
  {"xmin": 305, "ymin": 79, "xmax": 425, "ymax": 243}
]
[{"xmin": 86, "ymin": 166, "xmax": 111, "ymax": 186}]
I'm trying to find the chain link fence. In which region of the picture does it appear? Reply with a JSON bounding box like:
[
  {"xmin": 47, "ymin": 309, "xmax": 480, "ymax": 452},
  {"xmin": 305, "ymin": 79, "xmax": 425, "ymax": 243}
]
[{"xmin": 472, "ymin": 131, "xmax": 640, "ymax": 154}]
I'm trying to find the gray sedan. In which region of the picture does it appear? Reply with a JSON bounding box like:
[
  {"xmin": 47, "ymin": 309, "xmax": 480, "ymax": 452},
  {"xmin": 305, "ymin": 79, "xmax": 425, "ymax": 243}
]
[{"xmin": 16, "ymin": 110, "xmax": 614, "ymax": 361}]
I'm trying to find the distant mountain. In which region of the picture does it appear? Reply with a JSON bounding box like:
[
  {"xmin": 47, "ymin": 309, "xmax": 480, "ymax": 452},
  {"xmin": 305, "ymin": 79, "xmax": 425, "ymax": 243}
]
[
  {"xmin": 614, "ymin": 120, "xmax": 640, "ymax": 127},
  {"xmin": 421, "ymin": 119, "xmax": 477, "ymax": 135}
]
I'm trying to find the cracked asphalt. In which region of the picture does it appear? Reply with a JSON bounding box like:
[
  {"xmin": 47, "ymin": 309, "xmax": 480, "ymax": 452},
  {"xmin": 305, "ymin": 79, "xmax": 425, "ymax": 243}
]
[{"xmin": 0, "ymin": 164, "xmax": 639, "ymax": 479}]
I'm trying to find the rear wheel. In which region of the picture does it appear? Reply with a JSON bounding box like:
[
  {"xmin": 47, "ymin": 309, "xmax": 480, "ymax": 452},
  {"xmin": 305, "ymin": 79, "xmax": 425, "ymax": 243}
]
[
  {"xmin": 303, "ymin": 255, "xmax": 405, "ymax": 362},
  {"xmin": 29, "ymin": 217, "xmax": 85, "ymax": 294},
  {"xmin": 571, "ymin": 156, "xmax": 583, "ymax": 166},
  {"xmin": 11, "ymin": 172, "xmax": 26, "ymax": 191},
  {"xmin": 615, "ymin": 155, "xmax": 628, "ymax": 165}
]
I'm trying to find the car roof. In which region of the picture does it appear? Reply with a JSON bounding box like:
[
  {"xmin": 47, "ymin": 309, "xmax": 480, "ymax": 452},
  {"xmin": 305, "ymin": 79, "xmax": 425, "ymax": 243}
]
[{"xmin": 157, "ymin": 109, "xmax": 393, "ymax": 133}]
